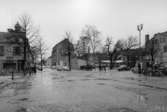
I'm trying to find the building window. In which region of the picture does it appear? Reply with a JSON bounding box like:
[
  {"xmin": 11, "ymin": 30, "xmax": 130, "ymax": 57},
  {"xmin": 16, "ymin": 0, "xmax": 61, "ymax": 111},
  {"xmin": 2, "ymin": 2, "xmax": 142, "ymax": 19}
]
[
  {"xmin": 154, "ymin": 39, "xmax": 158, "ymax": 44},
  {"xmin": 0, "ymin": 46, "xmax": 4, "ymax": 56},
  {"xmin": 164, "ymin": 46, "xmax": 167, "ymax": 52},
  {"xmin": 13, "ymin": 46, "xmax": 21, "ymax": 56},
  {"xmin": 160, "ymin": 37, "xmax": 166, "ymax": 43}
]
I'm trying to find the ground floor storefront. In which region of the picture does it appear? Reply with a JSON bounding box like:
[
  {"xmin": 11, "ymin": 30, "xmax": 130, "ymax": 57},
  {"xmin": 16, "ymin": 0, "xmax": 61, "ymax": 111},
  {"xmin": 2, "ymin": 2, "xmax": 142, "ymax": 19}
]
[{"xmin": 0, "ymin": 60, "xmax": 24, "ymax": 73}]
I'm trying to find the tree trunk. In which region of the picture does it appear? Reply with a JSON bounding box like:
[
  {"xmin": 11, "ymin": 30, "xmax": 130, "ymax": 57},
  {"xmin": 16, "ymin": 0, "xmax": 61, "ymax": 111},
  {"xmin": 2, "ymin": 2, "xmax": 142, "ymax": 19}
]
[
  {"xmin": 68, "ymin": 51, "xmax": 71, "ymax": 71},
  {"xmin": 40, "ymin": 55, "xmax": 43, "ymax": 71},
  {"xmin": 23, "ymin": 36, "xmax": 27, "ymax": 75},
  {"xmin": 109, "ymin": 53, "xmax": 113, "ymax": 69}
]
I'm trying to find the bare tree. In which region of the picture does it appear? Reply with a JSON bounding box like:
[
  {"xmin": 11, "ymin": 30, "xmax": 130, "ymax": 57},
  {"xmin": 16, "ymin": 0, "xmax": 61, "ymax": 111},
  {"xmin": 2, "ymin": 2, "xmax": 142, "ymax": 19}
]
[
  {"xmin": 123, "ymin": 36, "xmax": 138, "ymax": 50},
  {"xmin": 114, "ymin": 36, "xmax": 138, "ymax": 51},
  {"xmin": 114, "ymin": 39, "xmax": 124, "ymax": 51},
  {"xmin": 105, "ymin": 36, "xmax": 113, "ymax": 54},
  {"xmin": 82, "ymin": 25, "xmax": 101, "ymax": 54},
  {"xmin": 123, "ymin": 36, "xmax": 138, "ymax": 67},
  {"xmin": 105, "ymin": 36, "xmax": 113, "ymax": 69},
  {"xmin": 36, "ymin": 37, "xmax": 47, "ymax": 71},
  {"xmin": 18, "ymin": 14, "xmax": 41, "ymax": 71},
  {"xmin": 18, "ymin": 14, "xmax": 40, "ymax": 44}
]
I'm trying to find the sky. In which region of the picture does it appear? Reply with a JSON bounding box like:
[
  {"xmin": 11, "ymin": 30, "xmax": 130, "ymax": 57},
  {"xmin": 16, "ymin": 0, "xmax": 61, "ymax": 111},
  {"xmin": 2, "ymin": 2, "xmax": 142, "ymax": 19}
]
[{"xmin": 0, "ymin": 0, "xmax": 167, "ymax": 56}]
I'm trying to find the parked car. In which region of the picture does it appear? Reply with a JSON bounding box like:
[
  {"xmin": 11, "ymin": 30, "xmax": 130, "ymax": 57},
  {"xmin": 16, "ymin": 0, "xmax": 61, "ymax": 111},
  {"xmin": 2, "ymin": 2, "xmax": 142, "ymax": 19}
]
[
  {"xmin": 51, "ymin": 66, "xmax": 57, "ymax": 69},
  {"xmin": 158, "ymin": 66, "xmax": 167, "ymax": 76},
  {"xmin": 118, "ymin": 65, "xmax": 129, "ymax": 71},
  {"xmin": 62, "ymin": 66, "xmax": 69, "ymax": 71},
  {"xmin": 56, "ymin": 65, "xmax": 70, "ymax": 71},
  {"xmin": 80, "ymin": 65, "xmax": 95, "ymax": 71},
  {"xmin": 56, "ymin": 66, "xmax": 63, "ymax": 71}
]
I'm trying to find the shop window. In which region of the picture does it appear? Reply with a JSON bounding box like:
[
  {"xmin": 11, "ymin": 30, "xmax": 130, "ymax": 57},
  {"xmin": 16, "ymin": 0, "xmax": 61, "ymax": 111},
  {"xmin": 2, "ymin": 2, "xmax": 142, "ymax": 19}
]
[
  {"xmin": 164, "ymin": 46, "xmax": 167, "ymax": 52},
  {"xmin": 0, "ymin": 46, "xmax": 4, "ymax": 56}
]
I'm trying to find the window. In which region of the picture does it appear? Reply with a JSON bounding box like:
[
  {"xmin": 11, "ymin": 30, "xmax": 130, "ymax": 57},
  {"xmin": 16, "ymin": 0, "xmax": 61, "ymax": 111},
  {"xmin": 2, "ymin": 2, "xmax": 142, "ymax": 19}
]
[
  {"xmin": 154, "ymin": 39, "xmax": 158, "ymax": 44},
  {"xmin": 0, "ymin": 46, "xmax": 4, "ymax": 56},
  {"xmin": 164, "ymin": 46, "xmax": 167, "ymax": 52},
  {"xmin": 163, "ymin": 37, "xmax": 166, "ymax": 42},
  {"xmin": 13, "ymin": 46, "xmax": 21, "ymax": 56},
  {"xmin": 160, "ymin": 37, "xmax": 166, "ymax": 43}
]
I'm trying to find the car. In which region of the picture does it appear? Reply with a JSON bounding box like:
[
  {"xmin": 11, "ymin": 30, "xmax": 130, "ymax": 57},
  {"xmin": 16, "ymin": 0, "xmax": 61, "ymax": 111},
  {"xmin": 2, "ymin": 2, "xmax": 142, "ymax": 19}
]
[
  {"xmin": 62, "ymin": 66, "xmax": 69, "ymax": 71},
  {"xmin": 118, "ymin": 65, "xmax": 129, "ymax": 71},
  {"xmin": 80, "ymin": 65, "xmax": 95, "ymax": 71},
  {"xmin": 51, "ymin": 66, "xmax": 57, "ymax": 69},
  {"xmin": 56, "ymin": 66, "xmax": 63, "ymax": 71}
]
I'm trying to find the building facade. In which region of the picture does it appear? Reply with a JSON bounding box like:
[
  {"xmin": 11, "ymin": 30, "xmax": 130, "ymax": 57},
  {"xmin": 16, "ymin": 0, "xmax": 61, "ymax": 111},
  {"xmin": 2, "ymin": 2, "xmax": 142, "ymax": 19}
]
[
  {"xmin": 0, "ymin": 24, "xmax": 33, "ymax": 73},
  {"xmin": 75, "ymin": 36, "xmax": 90, "ymax": 56},
  {"xmin": 51, "ymin": 38, "xmax": 78, "ymax": 69},
  {"xmin": 146, "ymin": 32, "xmax": 167, "ymax": 67}
]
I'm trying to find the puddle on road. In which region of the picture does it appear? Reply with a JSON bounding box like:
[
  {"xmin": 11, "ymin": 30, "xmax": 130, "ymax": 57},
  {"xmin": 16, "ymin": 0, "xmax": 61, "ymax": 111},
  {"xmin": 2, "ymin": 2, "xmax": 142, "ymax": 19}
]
[
  {"xmin": 67, "ymin": 79, "xmax": 75, "ymax": 82},
  {"xmin": 85, "ymin": 74, "xmax": 94, "ymax": 78},
  {"xmin": 80, "ymin": 78, "xmax": 91, "ymax": 81},
  {"xmin": 18, "ymin": 98, "xmax": 29, "ymax": 101},
  {"xmin": 14, "ymin": 104, "xmax": 139, "ymax": 112},
  {"xmin": 94, "ymin": 78, "xmax": 112, "ymax": 81},
  {"xmin": 139, "ymin": 84, "xmax": 167, "ymax": 91},
  {"xmin": 16, "ymin": 107, "xmax": 27, "ymax": 112},
  {"xmin": 52, "ymin": 76, "xmax": 65, "ymax": 80},
  {"xmin": 96, "ymin": 82, "xmax": 106, "ymax": 85}
]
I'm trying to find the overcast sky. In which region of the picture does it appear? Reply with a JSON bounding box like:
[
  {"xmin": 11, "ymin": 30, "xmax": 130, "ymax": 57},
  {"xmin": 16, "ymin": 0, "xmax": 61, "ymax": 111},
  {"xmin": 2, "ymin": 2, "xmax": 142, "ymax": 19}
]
[{"xmin": 0, "ymin": 0, "xmax": 167, "ymax": 56}]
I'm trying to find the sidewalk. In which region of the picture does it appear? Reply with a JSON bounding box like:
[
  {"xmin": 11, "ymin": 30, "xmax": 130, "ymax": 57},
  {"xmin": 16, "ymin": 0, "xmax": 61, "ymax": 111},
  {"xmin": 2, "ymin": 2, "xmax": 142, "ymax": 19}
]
[{"xmin": 0, "ymin": 72, "xmax": 27, "ymax": 90}]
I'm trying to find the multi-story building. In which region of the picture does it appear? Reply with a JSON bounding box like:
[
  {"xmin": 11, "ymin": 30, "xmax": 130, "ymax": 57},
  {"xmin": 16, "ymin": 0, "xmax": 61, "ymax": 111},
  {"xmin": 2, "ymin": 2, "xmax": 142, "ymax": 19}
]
[
  {"xmin": 0, "ymin": 23, "xmax": 33, "ymax": 73},
  {"xmin": 75, "ymin": 36, "xmax": 90, "ymax": 56},
  {"xmin": 51, "ymin": 38, "xmax": 78, "ymax": 69},
  {"xmin": 145, "ymin": 32, "xmax": 167, "ymax": 67}
]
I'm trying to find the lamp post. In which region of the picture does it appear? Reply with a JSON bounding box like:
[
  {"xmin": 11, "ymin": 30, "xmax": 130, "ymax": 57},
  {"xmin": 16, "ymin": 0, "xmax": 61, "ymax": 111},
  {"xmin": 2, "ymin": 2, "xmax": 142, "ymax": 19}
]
[
  {"xmin": 137, "ymin": 24, "xmax": 143, "ymax": 48},
  {"xmin": 137, "ymin": 24, "xmax": 143, "ymax": 74}
]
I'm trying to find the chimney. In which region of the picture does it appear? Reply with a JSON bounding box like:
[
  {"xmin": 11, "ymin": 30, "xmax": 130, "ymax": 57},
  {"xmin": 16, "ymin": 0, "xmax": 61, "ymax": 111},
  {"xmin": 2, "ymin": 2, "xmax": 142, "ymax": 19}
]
[{"xmin": 145, "ymin": 34, "xmax": 150, "ymax": 47}]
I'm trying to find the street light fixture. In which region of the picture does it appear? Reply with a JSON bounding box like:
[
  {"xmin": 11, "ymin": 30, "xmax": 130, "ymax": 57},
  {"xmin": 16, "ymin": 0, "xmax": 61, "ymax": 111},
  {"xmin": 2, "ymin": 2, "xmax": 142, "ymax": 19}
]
[{"xmin": 137, "ymin": 24, "xmax": 143, "ymax": 48}]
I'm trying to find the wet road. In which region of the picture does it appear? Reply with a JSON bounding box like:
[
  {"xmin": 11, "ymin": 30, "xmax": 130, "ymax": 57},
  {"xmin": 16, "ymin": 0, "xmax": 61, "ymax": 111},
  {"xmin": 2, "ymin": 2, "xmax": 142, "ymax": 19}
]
[{"xmin": 0, "ymin": 68, "xmax": 167, "ymax": 112}]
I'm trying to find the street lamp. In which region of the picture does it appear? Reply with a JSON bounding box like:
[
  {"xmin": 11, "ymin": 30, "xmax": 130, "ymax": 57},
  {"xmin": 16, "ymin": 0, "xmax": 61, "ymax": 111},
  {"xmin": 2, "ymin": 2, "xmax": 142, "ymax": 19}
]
[{"xmin": 137, "ymin": 24, "xmax": 143, "ymax": 48}]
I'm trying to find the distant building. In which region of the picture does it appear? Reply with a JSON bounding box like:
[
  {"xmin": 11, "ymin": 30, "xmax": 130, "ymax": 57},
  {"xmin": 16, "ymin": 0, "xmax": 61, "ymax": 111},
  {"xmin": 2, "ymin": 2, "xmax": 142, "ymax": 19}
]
[
  {"xmin": 46, "ymin": 56, "xmax": 52, "ymax": 67},
  {"xmin": 75, "ymin": 36, "xmax": 90, "ymax": 56},
  {"xmin": 146, "ymin": 32, "xmax": 167, "ymax": 67},
  {"xmin": 51, "ymin": 38, "xmax": 78, "ymax": 69},
  {"xmin": 0, "ymin": 23, "xmax": 33, "ymax": 73},
  {"xmin": 112, "ymin": 48, "xmax": 145, "ymax": 67}
]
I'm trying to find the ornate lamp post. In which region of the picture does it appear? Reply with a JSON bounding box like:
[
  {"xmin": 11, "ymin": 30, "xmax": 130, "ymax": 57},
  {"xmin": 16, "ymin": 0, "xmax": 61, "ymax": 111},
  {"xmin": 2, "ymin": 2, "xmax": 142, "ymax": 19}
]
[{"xmin": 137, "ymin": 24, "xmax": 143, "ymax": 48}]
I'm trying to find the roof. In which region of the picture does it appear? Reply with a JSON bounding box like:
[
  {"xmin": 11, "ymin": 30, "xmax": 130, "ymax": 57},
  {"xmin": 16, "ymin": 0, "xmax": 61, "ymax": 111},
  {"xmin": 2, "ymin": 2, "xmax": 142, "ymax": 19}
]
[
  {"xmin": 53, "ymin": 38, "xmax": 68, "ymax": 48},
  {"xmin": 0, "ymin": 31, "xmax": 25, "ymax": 43},
  {"xmin": 152, "ymin": 31, "xmax": 167, "ymax": 40}
]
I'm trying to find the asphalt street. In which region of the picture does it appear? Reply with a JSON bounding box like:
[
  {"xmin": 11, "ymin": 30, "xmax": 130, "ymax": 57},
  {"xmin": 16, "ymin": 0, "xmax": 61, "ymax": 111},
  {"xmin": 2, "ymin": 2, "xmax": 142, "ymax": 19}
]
[{"xmin": 0, "ymin": 68, "xmax": 167, "ymax": 112}]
